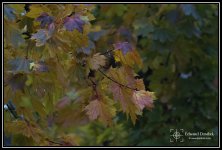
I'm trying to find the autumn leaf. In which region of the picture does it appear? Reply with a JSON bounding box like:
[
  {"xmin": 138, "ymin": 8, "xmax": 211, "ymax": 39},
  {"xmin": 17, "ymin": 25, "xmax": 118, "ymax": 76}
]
[
  {"xmin": 113, "ymin": 42, "xmax": 133, "ymax": 55},
  {"xmin": 106, "ymin": 66, "xmax": 142, "ymax": 124},
  {"xmin": 113, "ymin": 49, "xmax": 142, "ymax": 68},
  {"xmin": 63, "ymin": 15, "xmax": 85, "ymax": 33},
  {"xmin": 133, "ymin": 90, "xmax": 156, "ymax": 111},
  {"xmin": 36, "ymin": 13, "xmax": 54, "ymax": 28},
  {"xmin": 4, "ymin": 5, "xmax": 16, "ymax": 21},
  {"xmin": 84, "ymin": 98, "xmax": 115, "ymax": 126},
  {"xmin": 88, "ymin": 53, "xmax": 106, "ymax": 70},
  {"xmin": 5, "ymin": 120, "xmax": 46, "ymax": 144},
  {"xmin": 31, "ymin": 29, "xmax": 52, "ymax": 47},
  {"xmin": 8, "ymin": 57, "xmax": 31, "ymax": 73},
  {"xmin": 26, "ymin": 5, "xmax": 45, "ymax": 18}
]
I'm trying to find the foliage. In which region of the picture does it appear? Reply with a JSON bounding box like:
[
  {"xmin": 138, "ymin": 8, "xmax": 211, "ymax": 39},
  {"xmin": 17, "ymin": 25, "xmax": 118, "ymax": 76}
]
[
  {"xmin": 78, "ymin": 4, "xmax": 218, "ymax": 146},
  {"xmin": 4, "ymin": 4, "xmax": 156, "ymax": 146},
  {"xmin": 4, "ymin": 4, "xmax": 218, "ymax": 146}
]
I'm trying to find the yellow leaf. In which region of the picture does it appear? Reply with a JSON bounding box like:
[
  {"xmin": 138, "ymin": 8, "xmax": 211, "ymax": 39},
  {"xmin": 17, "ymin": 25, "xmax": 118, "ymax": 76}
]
[
  {"xmin": 5, "ymin": 120, "xmax": 46, "ymax": 144},
  {"xmin": 114, "ymin": 50, "xmax": 142, "ymax": 68},
  {"xmin": 31, "ymin": 99, "xmax": 47, "ymax": 118},
  {"xmin": 9, "ymin": 4, "xmax": 25, "ymax": 14},
  {"xmin": 26, "ymin": 4, "xmax": 48, "ymax": 18}
]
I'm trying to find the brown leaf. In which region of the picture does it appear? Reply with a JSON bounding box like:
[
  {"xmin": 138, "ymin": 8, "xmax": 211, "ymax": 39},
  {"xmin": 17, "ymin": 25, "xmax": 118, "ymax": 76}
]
[
  {"xmin": 88, "ymin": 53, "xmax": 106, "ymax": 70},
  {"xmin": 84, "ymin": 99, "xmax": 115, "ymax": 126}
]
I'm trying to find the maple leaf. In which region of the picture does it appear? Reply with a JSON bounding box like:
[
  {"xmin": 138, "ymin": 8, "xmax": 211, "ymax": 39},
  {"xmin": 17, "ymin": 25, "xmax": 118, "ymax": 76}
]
[
  {"xmin": 85, "ymin": 99, "xmax": 115, "ymax": 126},
  {"xmin": 113, "ymin": 42, "xmax": 133, "ymax": 55},
  {"xmin": 5, "ymin": 120, "xmax": 46, "ymax": 144},
  {"xmin": 63, "ymin": 15, "xmax": 85, "ymax": 33},
  {"xmin": 8, "ymin": 57, "xmax": 31, "ymax": 73},
  {"xmin": 36, "ymin": 13, "xmax": 54, "ymax": 28},
  {"xmin": 107, "ymin": 67, "xmax": 141, "ymax": 124},
  {"xmin": 88, "ymin": 53, "xmax": 106, "ymax": 70},
  {"xmin": 31, "ymin": 29, "xmax": 53, "ymax": 47},
  {"xmin": 114, "ymin": 49, "xmax": 142, "ymax": 68},
  {"xmin": 31, "ymin": 21, "xmax": 55, "ymax": 47},
  {"xmin": 133, "ymin": 90, "xmax": 156, "ymax": 111}
]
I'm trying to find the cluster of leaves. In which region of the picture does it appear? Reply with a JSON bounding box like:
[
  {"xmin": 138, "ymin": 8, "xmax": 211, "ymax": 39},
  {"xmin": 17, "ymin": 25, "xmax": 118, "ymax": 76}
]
[
  {"xmin": 4, "ymin": 4, "xmax": 157, "ymax": 146},
  {"xmin": 76, "ymin": 4, "xmax": 218, "ymax": 146}
]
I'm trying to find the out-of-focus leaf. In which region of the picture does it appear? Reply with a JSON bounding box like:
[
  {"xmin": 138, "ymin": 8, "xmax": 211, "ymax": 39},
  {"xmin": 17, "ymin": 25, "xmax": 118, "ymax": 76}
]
[
  {"xmin": 77, "ymin": 40, "xmax": 95, "ymax": 54},
  {"xmin": 113, "ymin": 42, "xmax": 133, "ymax": 55},
  {"xmin": 180, "ymin": 4, "xmax": 200, "ymax": 20},
  {"xmin": 85, "ymin": 98, "xmax": 115, "ymax": 126},
  {"xmin": 133, "ymin": 90, "xmax": 156, "ymax": 111},
  {"xmin": 63, "ymin": 15, "xmax": 85, "ymax": 33},
  {"xmin": 36, "ymin": 13, "xmax": 54, "ymax": 28},
  {"xmin": 8, "ymin": 58, "xmax": 31, "ymax": 73},
  {"xmin": 26, "ymin": 4, "xmax": 45, "ymax": 18},
  {"xmin": 4, "ymin": 5, "xmax": 16, "ymax": 21},
  {"xmin": 88, "ymin": 53, "xmax": 106, "ymax": 70},
  {"xmin": 31, "ymin": 29, "xmax": 51, "ymax": 47},
  {"xmin": 5, "ymin": 120, "xmax": 46, "ymax": 144}
]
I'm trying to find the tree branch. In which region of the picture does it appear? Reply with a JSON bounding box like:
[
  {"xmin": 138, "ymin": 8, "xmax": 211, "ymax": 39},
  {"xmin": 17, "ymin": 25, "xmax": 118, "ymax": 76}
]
[{"xmin": 98, "ymin": 69, "xmax": 138, "ymax": 91}]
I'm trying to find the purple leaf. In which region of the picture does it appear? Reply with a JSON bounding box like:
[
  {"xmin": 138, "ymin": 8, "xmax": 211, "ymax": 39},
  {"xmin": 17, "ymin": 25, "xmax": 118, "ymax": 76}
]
[
  {"xmin": 8, "ymin": 57, "xmax": 31, "ymax": 73},
  {"xmin": 77, "ymin": 40, "xmax": 95, "ymax": 54},
  {"xmin": 36, "ymin": 13, "xmax": 54, "ymax": 28},
  {"xmin": 63, "ymin": 15, "xmax": 85, "ymax": 33},
  {"xmin": 113, "ymin": 42, "xmax": 133, "ymax": 55},
  {"xmin": 31, "ymin": 28, "xmax": 54, "ymax": 47}
]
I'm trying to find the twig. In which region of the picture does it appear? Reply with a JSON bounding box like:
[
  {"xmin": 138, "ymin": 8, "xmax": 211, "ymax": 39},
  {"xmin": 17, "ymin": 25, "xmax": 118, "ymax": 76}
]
[
  {"xmin": 101, "ymin": 49, "xmax": 115, "ymax": 55},
  {"xmin": 88, "ymin": 77, "xmax": 99, "ymax": 98},
  {"xmin": 98, "ymin": 69, "xmax": 138, "ymax": 91},
  {"xmin": 46, "ymin": 139, "xmax": 63, "ymax": 146}
]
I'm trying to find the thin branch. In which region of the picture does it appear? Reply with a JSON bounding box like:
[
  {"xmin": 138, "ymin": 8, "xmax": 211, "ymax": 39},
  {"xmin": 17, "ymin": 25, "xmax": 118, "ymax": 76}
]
[
  {"xmin": 98, "ymin": 69, "xmax": 138, "ymax": 91},
  {"xmin": 88, "ymin": 77, "xmax": 99, "ymax": 98},
  {"xmin": 46, "ymin": 139, "xmax": 63, "ymax": 146},
  {"xmin": 164, "ymin": 51, "xmax": 171, "ymax": 66},
  {"xmin": 101, "ymin": 49, "xmax": 115, "ymax": 55}
]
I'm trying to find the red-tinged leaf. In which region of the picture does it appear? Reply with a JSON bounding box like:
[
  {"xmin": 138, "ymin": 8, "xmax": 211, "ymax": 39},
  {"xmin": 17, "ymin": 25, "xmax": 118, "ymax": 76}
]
[
  {"xmin": 84, "ymin": 99, "xmax": 115, "ymax": 126},
  {"xmin": 109, "ymin": 83, "xmax": 138, "ymax": 124},
  {"xmin": 133, "ymin": 90, "xmax": 156, "ymax": 110}
]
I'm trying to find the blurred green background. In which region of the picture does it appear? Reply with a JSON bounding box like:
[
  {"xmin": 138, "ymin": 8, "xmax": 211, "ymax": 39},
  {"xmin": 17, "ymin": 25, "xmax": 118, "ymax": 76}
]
[{"xmin": 74, "ymin": 4, "xmax": 219, "ymax": 146}]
